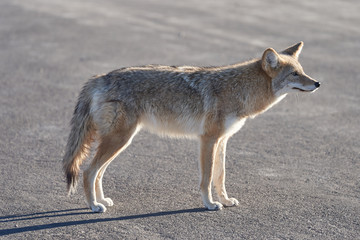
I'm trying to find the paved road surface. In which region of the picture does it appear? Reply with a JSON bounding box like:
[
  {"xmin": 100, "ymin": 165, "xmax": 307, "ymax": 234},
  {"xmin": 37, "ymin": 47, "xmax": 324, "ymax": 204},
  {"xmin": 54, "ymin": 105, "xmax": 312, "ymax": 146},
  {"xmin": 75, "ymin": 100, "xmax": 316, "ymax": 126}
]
[{"xmin": 0, "ymin": 0, "xmax": 359, "ymax": 239}]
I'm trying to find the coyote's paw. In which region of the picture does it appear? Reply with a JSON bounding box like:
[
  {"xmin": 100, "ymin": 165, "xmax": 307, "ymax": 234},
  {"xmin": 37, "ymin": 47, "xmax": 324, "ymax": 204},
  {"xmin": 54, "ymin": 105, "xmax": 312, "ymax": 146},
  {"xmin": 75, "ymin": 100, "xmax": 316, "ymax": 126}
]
[
  {"xmin": 205, "ymin": 201, "xmax": 223, "ymax": 211},
  {"xmin": 90, "ymin": 202, "xmax": 107, "ymax": 213},
  {"xmin": 98, "ymin": 197, "xmax": 114, "ymax": 207},
  {"xmin": 220, "ymin": 197, "xmax": 239, "ymax": 207}
]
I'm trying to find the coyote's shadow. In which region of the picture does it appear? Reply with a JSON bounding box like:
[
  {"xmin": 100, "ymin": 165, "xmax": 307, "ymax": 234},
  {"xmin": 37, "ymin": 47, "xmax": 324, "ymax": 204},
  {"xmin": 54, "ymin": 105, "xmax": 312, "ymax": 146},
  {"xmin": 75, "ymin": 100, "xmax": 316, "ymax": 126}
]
[{"xmin": 0, "ymin": 207, "xmax": 206, "ymax": 236}]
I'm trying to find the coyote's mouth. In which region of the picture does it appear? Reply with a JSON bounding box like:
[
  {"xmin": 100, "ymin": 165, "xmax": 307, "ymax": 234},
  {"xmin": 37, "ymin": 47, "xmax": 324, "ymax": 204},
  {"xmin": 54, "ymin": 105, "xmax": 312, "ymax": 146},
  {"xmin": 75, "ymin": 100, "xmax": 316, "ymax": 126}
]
[{"xmin": 292, "ymin": 87, "xmax": 310, "ymax": 92}]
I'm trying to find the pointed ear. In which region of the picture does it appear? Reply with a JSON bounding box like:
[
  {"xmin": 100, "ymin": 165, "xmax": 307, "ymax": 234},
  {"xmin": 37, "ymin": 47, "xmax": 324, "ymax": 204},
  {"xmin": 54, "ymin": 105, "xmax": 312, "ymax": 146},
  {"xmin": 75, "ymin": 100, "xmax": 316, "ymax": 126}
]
[
  {"xmin": 262, "ymin": 48, "xmax": 280, "ymax": 72},
  {"xmin": 281, "ymin": 42, "xmax": 303, "ymax": 59}
]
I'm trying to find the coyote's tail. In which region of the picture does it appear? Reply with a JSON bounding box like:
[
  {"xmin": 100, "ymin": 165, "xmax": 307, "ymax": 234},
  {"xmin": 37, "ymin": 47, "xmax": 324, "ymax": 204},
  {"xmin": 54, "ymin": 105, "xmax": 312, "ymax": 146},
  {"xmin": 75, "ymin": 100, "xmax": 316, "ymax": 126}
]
[{"xmin": 63, "ymin": 84, "xmax": 95, "ymax": 195}]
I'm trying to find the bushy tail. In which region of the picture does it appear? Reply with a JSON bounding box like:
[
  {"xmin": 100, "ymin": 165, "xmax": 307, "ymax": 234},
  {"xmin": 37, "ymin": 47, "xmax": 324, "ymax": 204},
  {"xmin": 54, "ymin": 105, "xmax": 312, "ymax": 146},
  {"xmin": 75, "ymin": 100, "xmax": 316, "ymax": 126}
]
[{"xmin": 63, "ymin": 86, "xmax": 95, "ymax": 195}]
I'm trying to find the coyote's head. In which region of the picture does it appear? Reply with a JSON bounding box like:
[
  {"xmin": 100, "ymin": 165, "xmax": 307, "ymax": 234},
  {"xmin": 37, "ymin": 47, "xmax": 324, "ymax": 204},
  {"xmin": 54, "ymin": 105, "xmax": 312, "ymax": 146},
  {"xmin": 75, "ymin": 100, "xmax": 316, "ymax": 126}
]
[{"xmin": 261, "ymin": 42, "xmax": 320, "ymax": 97}]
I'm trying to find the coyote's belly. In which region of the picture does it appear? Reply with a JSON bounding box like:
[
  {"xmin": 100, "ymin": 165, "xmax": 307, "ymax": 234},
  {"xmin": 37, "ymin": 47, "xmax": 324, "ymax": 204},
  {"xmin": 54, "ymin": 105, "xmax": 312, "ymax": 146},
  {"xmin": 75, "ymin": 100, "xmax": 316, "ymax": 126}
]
[{"xmin": 140, "ymin": 112, "xmax": 206, "ymax": 138}]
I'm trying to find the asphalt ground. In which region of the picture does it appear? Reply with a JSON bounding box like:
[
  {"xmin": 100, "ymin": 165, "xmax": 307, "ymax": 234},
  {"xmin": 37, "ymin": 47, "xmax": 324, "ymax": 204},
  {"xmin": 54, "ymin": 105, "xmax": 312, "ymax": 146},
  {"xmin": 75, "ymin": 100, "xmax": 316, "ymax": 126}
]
[{"xmin": 0, "ymin": 0, "xmax": 359, "ymax": 239}]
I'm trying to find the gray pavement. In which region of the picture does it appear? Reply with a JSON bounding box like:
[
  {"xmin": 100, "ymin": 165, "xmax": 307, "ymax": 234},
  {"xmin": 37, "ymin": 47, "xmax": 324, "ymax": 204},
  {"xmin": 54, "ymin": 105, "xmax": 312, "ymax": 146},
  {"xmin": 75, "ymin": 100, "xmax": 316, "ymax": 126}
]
[{"xmin": 0, "ymin": 0, "xmax": 359, "ymax": 239}]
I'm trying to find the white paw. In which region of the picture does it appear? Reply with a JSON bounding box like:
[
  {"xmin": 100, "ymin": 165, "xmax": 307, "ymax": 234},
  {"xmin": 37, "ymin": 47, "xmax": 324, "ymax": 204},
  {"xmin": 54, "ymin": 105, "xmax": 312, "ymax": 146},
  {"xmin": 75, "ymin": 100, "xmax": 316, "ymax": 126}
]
[
  {"xmin": 220, "ymin": 197, "xmax": 239, "ymax": 207},
  {"xmin": 205, "ymin": 201, "xmax": 223, "ymax": 211},
  {"xmin": 90, "ymin": 202, "xmax": 107, "ymax": 213},
  {"xmin": 98, "ymin": 197, "xmax": 114, "ymax": 207}
]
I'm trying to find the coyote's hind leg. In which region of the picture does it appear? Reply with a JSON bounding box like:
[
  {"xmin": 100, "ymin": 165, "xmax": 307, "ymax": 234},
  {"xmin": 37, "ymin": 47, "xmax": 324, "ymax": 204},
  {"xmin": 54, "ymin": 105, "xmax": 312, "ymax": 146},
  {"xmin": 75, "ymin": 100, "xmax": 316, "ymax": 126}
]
[
  {"xmin": 95, "ymin": 161, "xmax": 114, "ymax": 207},
  {"xmin": 83, "ymin": 126, "xmax": 137, "ymax": 213}
]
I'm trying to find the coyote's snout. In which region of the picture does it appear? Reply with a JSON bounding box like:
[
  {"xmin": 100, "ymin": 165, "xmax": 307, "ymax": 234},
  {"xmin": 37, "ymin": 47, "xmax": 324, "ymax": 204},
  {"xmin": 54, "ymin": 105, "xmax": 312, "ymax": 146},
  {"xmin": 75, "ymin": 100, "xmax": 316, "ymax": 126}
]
[
  {"xmin": 289, "ymin": 73, "xmax": 320, "ymax": 92},
  {"xmin": 63, "ymin": 42, "xmax": 319, "ymax": 212}
]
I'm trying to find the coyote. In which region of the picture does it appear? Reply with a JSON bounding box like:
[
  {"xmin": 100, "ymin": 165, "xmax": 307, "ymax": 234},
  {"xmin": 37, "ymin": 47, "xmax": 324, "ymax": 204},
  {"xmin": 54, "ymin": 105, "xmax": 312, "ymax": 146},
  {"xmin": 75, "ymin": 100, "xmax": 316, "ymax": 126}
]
[{"xmin": 63, "ymin": 42, "xmax": 320, "ymax": 212}]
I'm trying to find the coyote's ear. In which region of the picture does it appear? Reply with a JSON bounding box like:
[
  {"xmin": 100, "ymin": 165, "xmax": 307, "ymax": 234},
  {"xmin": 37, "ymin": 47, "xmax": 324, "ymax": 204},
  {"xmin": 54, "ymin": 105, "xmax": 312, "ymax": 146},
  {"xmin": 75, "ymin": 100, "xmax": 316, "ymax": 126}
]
[
  {"xmin": 281, "ymin": 42, "xmax": 303, "ymax": 59},
  {"xmin": 262, "ymin": 48, "xmax": 279, "ymax": 73}
]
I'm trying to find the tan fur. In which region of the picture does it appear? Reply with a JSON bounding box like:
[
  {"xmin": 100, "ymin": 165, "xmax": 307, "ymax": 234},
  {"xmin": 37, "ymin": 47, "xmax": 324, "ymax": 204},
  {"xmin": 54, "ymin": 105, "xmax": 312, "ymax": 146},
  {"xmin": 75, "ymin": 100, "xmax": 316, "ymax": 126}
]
[{"xmin": 62, "ymin": 42, "xmax": 320, "ymax": 212}]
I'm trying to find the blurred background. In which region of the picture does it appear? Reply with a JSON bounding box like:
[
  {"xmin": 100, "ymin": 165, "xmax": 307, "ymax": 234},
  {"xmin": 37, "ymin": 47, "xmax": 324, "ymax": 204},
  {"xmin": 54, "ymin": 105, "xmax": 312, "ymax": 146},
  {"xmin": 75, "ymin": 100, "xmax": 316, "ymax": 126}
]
[{"xmin": 0, "ymin": 0, "xmax": 359, "ymax": 239}]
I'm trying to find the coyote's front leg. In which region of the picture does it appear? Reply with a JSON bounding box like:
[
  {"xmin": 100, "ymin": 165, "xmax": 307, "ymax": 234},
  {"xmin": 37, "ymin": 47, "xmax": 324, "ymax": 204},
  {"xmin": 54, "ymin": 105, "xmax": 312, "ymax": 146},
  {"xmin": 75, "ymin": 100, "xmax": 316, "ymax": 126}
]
[
  {"xmin": 199, "ymin": 136, "xmax": 223, "ymax": 210},
  {"xmin": 213, "ymin": 137, "xmax": 239, "ymax": 207}
]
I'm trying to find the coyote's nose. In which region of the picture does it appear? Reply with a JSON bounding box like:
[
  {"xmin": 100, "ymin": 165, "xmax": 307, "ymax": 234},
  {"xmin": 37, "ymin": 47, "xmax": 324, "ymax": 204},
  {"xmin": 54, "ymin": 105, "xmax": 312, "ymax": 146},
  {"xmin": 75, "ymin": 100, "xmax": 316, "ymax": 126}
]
[{"xmin": 314, "ymin": 82, "xmax": 320, "ymax": 88}]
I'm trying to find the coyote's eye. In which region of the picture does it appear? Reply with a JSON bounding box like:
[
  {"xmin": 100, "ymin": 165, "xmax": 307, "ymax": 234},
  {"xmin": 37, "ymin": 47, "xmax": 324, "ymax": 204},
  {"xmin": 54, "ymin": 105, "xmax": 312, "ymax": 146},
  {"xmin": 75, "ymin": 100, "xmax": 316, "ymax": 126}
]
[{"xmin": 291, "ymin": 72, "xmax": 299, "ymax": 76}]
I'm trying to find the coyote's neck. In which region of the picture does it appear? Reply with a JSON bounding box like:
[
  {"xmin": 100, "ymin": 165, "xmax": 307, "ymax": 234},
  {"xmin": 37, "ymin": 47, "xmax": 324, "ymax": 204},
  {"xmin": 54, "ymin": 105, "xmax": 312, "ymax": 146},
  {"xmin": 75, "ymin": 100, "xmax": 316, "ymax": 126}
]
[{"xmin": 225, "ymin": 60, "xmax": 279, "ymax": 118}]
